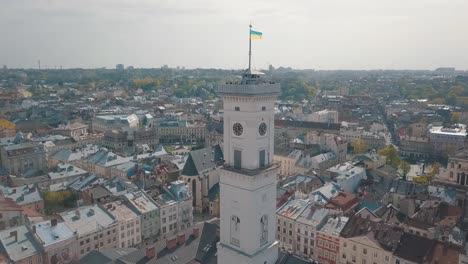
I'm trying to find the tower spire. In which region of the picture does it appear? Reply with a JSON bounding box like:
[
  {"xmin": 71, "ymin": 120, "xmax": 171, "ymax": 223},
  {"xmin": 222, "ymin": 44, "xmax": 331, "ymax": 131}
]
[{"xmin": 248, "ymin": 23, "xmax": 252, "ymax": 71}]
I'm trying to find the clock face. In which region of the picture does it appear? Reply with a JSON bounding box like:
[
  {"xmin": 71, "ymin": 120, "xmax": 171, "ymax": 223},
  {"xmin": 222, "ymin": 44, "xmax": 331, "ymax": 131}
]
[
  {"xmin": 259, "ymin": 122, "xmax": 267, "ymax": 136},
  {"xmin": 233, "ymin": 123, "xmax": 243, "ymax": 136}
]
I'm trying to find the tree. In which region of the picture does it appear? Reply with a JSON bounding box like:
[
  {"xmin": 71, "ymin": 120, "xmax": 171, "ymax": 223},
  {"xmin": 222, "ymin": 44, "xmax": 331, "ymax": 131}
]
[
  {"xmin": 44, "ymin": 190, "xmax": 76, "ymax": 215},
  {"xmin": 413, "ymin": 163, "xmax": 439, "ymax": 184},
  {"xmin": 352, "ymin": 139, "xmax": 368, "ymax": 154},
  {"xmin": 451, "ymin": 112, "xmax": 461, "ymax": 124},
  {"xmin": 399, "ymin": 161, "xmax": 411, "ymax": 178},
  {"xmin": 378, "ymin": 145, "xmax": 400, "ymax": 168}
]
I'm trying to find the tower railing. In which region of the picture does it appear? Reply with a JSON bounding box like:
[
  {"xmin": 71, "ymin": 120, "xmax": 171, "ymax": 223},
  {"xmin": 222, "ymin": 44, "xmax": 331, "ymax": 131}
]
[{"xmin": 218, "ymin": 83, "xmax": 280, "ymax": 95}]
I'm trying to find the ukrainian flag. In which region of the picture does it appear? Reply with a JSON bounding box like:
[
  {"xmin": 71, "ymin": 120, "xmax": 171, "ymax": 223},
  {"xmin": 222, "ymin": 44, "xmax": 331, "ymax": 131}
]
[{"xmin": 250, "ymin": 30, "xmax": 262, "ymax": 39}]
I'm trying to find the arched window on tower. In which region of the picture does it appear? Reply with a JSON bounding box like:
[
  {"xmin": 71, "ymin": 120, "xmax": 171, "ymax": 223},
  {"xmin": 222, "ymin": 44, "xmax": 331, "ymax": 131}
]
[
  {"xmin": 231, "ymin": 215, "xmax": 240, "ymax": 246},
  {"xmin": 260, "ymin": 215, "xmax": 268, "ymax": 245}
]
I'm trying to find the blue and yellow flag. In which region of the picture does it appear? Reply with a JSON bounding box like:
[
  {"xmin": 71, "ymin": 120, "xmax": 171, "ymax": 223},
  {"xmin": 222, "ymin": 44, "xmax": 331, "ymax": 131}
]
[{"xmin": 250, "ymin": 30, "xmax": 262, "ymax": 39}]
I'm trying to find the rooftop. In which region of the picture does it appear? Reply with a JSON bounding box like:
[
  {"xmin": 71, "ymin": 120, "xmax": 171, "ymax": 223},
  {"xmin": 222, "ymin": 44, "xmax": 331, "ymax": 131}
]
[
  {"xmin": 34, "ymin": 220, "xmax": 75, "ymax": 245},
  {"xmin": 319, "ymin": 216, "xmax": 348, "ymax": 236},
  {"xmin": 277, "ymin": 199, "xmax": 310, "ymax": 220},
  {"xmin": 124, "ymin": 191, "xmax": 159, "ymax": 214},
  {"xmin": 0, "ymin": 184, "xmax": 42, "ymax": 206},
  {"xmin": 103, "ymin": 201, "xmax": 138, "ymax": 223},
  {"xmin": 60, "ymin": 205, "xmax": 116, "ymax": 237},
  {"xmin": 0, "ymin": 225, "xmax": 41, "ymax": 262}
]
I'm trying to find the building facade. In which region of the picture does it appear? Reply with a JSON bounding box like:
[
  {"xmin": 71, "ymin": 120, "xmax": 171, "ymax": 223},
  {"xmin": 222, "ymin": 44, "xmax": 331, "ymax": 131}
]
[
  {"xmin": 60, "ymin": 205, "xmax": 118, "ymax": 258},
  {"xmin": 124, "ymin": 191, "xmax": 160, "ymax": 242}
]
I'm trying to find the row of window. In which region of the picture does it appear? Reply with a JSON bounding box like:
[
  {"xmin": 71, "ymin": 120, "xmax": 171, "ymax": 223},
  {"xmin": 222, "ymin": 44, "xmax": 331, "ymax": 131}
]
[{"xmin": 80, "ymin": 236, "xmax": 117, "ymax": 254}]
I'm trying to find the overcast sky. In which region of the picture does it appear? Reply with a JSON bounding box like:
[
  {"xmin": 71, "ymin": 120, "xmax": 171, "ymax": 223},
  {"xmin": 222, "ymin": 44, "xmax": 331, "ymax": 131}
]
[{"xmin": 1, "ymin": 0, "xmax": 468, "ymax": 70}]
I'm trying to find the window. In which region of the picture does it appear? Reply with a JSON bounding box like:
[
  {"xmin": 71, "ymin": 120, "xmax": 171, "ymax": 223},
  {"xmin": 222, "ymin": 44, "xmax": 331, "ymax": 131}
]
[
  {"xmin": 230, "ymin": 215, "xmax": 241, "ymax": 246},
  {"xmin": 259, "ymin": 150, "xmax": 266, "ymax": 168},
  {"xmin": 353, "ymin": 245, "xmax": 356, "ymax": 251},
  {"xmin": 297, "ymin": 235, "xmax": 301, "ymax": 242},
  {"xmin": 234, "ymin": 150, "xmax": 242, "ymax": 169},
  {"xmin": 262, "ymin": 106, "xmax": 266, "ymax": 111},
  {"xmin": 80, "ymin": 241, "xmax": 84, "ymax": 246},
  {"xmin": 260, "ymin": 215, "xmax": 268, "ymax": 245},
  {"xmin": 363, "ymin": 248, "xmax": 367, "ymax": 255},
  {"xmin": 362, "ymin": 260, "xmax": 366, "ymax": 264},
  {"xmin": 235, "ymin": 106, "xmax": 240, "ymax": 111}
]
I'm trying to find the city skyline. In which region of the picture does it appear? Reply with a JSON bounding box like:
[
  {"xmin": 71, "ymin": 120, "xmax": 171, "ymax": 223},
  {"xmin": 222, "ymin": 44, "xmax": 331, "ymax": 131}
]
[{"xmin": 2, "ymin": 0, "xmax": 468, "ymax": 70}]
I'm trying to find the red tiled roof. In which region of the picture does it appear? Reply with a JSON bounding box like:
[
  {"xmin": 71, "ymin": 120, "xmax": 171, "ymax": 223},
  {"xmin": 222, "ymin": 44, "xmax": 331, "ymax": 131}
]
[
  {"xmin": 0, "ymin": 197, "xmax": 23, "ymax": 212},
  {"xmin": 325, "ymin": 192, "xmax": 359, "ymax": 212}
]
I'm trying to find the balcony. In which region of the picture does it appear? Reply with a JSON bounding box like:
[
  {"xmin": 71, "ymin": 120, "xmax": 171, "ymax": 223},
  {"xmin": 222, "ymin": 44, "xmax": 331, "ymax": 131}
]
[
  {"xmin": 222, "ymin": 162, "xmax": 279, "ymax": 176},
  {"xmin": 218, "ymin": 83, "xmax": 280, "ymax": 96}
]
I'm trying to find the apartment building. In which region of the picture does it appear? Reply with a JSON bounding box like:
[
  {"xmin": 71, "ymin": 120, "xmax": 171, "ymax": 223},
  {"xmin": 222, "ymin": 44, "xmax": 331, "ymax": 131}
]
[
  {"xmin": 295, "ymin": 207, "xmax": 330, "ymax": 260},
  {"xmin": 92, "ymin": 114, "xmax": 139, "ymax": 133},
  {"xmin": 103, "ymin": 201, "xmax": 141, "ymax": 248},
  {"xmin": 0, "ymin": 141, "xmax": 47, "ymax": 176},
  {"xmin": 315, "ymin": 216, "xmax": 348, "ymax": 264},
  {"xmin": 0, "ymin": 226, "xmax": 42, "ymax": 264},
  {"xmin": 276, "ymin": 199, "xmax": 310, "ymax": 251},
  {"xmin": 157, "ymin": 119, "xmax": 207, "ymax": 144},
  {"xmin": 429, "ymin": 124, "xmax": 467, "ymax": 157},
  {"xmin": 155, "ymin": 181, "xmax": 193, "ymax": 239},
  {"xmin": 124, "ymin": 191, "xmax": 160, "ymax": 241},
  {"xmin": 340, "ymin": 214, "xmax": 402, "ymax": 264},
  {"xmin": 60, "ymin": 205, "xmax": 118, "ymax": 258},
  {"xmin": 33, "ymin": 219, "xmax": 79, "ymax": 264}
]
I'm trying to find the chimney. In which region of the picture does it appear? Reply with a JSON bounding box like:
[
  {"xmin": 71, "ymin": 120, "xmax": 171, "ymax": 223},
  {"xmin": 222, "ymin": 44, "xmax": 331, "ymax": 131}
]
[
  {"xmin": 145, "ymin": 246, "xmax": 156, "ymax": 258},
  {"xmin": 51, "ymin": 219, "xmax": 57, "ymax": 227},
  {"xmin": 32, "ymin": 226, "xmax": 36, "ymax": 234},
  {"xmin": 10, "ymin": 231, "xmax": 17, "ymax": 242}
]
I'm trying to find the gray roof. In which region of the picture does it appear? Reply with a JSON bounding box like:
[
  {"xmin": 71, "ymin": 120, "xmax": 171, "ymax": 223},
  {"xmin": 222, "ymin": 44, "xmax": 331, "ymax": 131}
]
[
  {"xmin": 34, "ymin": 220, "xmax": 75, "ymax": 246},
  {"xmin": 60, "ymin": 205, "xmax": 116, "ymax": 237},
  {"xmin": 181, "ymin": 145, "xmax": 223, "ymax": 176},
  {"xmin": 0, "ymin": 184, "xmax": 42, "ymax": 206},
  {"xmin": 0, "ymin": 226, "xmax": 41, "ymax": 262},
  {"xmin": 48, "ymin": 164, "xmax": 88, "ymax": 180}
]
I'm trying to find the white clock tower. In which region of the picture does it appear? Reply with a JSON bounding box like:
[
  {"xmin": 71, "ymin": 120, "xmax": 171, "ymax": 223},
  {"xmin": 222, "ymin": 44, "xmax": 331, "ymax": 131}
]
[{"xmin": 217, "ymin": 25, "xmax": 280, "ymax": 264}]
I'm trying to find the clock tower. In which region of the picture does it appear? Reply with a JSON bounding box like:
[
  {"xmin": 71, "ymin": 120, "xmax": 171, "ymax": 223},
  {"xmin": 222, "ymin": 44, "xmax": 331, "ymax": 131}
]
[{"xmin": 217, "ymin": 26, "xmax": 280, "ymax": 264}]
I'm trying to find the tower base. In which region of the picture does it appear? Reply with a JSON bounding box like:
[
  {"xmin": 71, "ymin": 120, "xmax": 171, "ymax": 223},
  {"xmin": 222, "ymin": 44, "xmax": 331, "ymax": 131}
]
[{"xmin": 217, "ymin": 241, "xmax": 278, "ymax": 264}]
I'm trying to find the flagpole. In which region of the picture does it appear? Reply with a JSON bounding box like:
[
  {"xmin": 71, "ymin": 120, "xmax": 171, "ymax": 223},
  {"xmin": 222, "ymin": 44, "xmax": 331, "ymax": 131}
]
[{"xmin": 248, "ymin": 24, "xmax": 252, "ymax": 71}]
